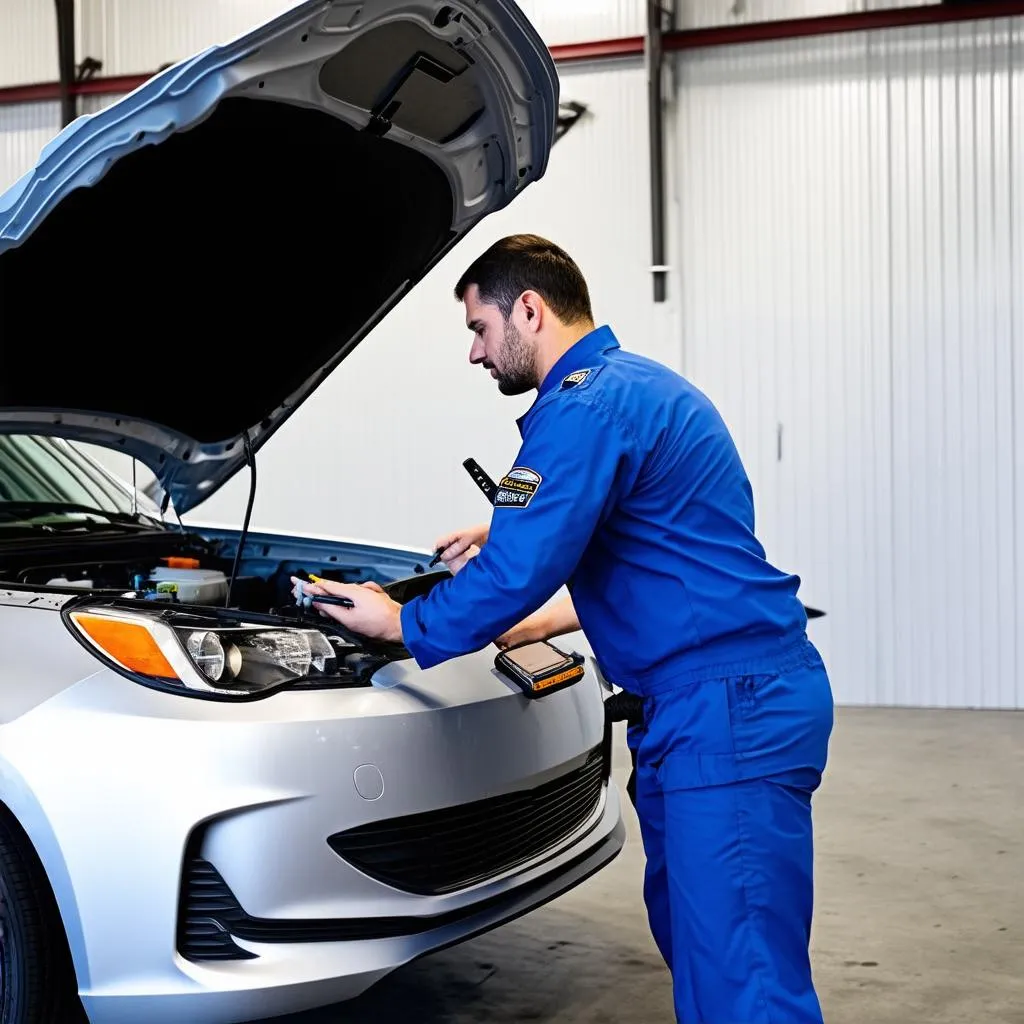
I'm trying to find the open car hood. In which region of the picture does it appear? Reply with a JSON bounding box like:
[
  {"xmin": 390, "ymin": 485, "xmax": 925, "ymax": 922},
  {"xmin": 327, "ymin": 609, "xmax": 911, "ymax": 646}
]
[{"xmin": 0, "ymin": 0, "xmax": 558, "ymax": 514}]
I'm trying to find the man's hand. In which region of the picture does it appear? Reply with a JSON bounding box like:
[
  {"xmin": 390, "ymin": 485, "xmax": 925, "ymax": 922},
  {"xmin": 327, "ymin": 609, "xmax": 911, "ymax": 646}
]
[
  {"xmin": 432, "ymin": 523, "xmax": 489, "ymax": 575},
  {"xmin": 290, "ymin": 576, "xmax": 403, "ymax": 643}
]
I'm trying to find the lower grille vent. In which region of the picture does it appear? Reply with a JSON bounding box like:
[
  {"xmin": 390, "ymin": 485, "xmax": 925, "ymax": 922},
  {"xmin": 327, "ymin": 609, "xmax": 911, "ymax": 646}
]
[
  {"xmin": 327, "ymin": 746, "xmax": 605, "ymax": 895},
  {"xmin": 177, "ymin": 857, "xmax": 257, "ymax": 962}
]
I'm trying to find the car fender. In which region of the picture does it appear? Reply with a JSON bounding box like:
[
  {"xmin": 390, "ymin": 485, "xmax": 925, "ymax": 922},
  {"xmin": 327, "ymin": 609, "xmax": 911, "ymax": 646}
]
[{"xmin": 0, "ymin": 751, "xmax": 92, "ymax": 988}]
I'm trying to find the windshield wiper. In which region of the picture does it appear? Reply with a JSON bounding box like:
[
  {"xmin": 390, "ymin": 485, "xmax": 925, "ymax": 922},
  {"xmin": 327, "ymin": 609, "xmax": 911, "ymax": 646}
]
[{"xmin": 0, "ymin": 501, "xmax": 158, "ymax": 530}]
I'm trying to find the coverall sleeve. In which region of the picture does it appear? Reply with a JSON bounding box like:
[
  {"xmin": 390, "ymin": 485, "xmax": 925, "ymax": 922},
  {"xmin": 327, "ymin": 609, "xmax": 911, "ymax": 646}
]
[{"xmin": 399, "ymin": 393, "xmax": 638, "ymax": 670}]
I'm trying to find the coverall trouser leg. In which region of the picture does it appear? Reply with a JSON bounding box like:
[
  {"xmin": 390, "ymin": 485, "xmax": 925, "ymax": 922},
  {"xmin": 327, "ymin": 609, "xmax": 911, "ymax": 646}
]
[
  {"xmin": 627, "ymin": 637, "xmax": 833, "ymax": 1023},
  {"xmin": 630, "ymin": 742, "xmax": 673, "ymax": 966},
  {"xmin": 637, "ymin": 769, "xmax": 825, "ymax": 1023}
]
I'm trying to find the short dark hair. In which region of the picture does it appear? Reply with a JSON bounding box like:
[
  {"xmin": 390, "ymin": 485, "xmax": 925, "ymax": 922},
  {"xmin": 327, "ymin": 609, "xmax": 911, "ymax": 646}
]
[{"xmin": 454, "ymin": 234, "xmax": 594, "ymax": 325}]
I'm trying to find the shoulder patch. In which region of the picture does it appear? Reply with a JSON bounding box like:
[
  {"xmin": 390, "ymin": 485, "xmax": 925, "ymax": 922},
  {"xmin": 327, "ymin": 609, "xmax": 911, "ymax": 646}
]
[
  {"xmin": 494, "ymin": 466, "xmax": 543, "ymax": 510},
  {"xmin": 560, "ymin": 368, "xmax": 592, "ymax": 390}
]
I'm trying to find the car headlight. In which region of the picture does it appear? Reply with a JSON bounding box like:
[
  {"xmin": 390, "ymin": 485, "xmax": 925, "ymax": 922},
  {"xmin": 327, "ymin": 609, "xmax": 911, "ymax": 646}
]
[{"xmin": 65, "ymin": 604, "xmax": 364, "ymax": 699}]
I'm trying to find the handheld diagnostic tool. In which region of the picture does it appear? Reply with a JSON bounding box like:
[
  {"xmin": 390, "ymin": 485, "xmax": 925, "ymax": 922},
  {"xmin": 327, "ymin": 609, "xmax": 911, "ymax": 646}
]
[
  {"xmin": 463, "ymin": 458, "xmax": 498, "ymax": 504},
  {"xmin": 494, "ymin": 640, "xmax": 586, "ymax": 699}
]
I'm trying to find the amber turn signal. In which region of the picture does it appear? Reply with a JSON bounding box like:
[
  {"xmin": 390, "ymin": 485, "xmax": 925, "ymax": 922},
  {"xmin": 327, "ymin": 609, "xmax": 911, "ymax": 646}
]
[{"xmin": 71, "ymin": 612, "xmax": 180, "ymax": 680}]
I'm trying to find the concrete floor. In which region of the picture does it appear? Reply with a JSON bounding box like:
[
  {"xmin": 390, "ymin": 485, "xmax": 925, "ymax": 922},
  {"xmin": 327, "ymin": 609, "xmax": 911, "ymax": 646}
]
[{"xmin": 263, "ymin": 707, "xmax": 1023, "ymax": 1024}]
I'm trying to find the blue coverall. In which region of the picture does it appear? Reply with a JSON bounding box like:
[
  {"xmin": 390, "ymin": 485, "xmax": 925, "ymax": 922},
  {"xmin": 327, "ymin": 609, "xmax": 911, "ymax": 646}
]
[{"xmin": 400, "ymin": 325, "xmax": 834, "ymax": 1023}]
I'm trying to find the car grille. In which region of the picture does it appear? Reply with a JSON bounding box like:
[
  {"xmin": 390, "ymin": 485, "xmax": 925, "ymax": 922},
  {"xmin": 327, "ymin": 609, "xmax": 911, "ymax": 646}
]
[{"xmin": 327, "ymin": 746, "xmax": 606, "ymax": 896}]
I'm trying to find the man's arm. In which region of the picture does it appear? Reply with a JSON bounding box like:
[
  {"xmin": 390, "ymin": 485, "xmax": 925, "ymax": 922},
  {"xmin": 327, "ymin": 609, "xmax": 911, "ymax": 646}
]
[
  {"xmin": 398, "ymin": 394, "xmax": 638, "ymax": 669},
  {"xmin": 494, "ymin": 595, "xmax": 580, "ymax": 650},
  {"xmin": 292, "ymin": 394, "xmax": 637, "ymax": 655}
]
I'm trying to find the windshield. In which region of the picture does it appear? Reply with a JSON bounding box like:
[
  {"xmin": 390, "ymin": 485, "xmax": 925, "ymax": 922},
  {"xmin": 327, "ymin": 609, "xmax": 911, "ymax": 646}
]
[{"xmin": 0, "ymin": 434, "xmax": 163, "ymax": 533}]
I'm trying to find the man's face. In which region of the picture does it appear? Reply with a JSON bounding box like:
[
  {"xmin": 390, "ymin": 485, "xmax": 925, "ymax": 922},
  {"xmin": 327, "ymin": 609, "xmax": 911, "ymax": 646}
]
[{"xmin": 464, "ymin": 284, "xmax": 537, "ymax": 396}]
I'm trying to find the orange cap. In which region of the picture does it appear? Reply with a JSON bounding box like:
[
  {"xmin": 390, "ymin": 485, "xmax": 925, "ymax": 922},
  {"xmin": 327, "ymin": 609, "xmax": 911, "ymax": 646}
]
[{"xmin": 162, "ymin": 557, "xmax": 201, "ymax": 569}]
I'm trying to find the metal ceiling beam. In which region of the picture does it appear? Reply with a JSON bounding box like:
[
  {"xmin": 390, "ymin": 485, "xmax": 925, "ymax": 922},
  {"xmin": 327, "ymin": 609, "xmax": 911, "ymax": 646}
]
[
  {"xmin": 663, "ymin": 0, "xmax": 1024, "ymax": 51},
  {"xmin": 1, "ymin": 1, "xmax": 1023, "ymax": 105},
  {"xmin": 54, "ymin": 0, "xmax": 76, "ymax": 125},
  {"xmin": 0, "ymin": 74, "xmax": 144, "ymax": 105},
  {"xmin": 552, "ymin": 0, "xmax": 1024, "ymax": 64}
]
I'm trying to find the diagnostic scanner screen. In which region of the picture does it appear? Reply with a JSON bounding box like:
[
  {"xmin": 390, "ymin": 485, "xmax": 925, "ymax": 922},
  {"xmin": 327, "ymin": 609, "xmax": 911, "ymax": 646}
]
[{"xmin": 504, "ymin": 642, "xmax": 570, "ymax": 675}]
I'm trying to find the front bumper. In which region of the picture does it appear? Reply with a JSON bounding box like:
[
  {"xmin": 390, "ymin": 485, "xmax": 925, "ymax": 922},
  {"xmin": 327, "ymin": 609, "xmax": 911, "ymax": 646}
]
[
  {"xmin": 1, "ymin": 640, "xmax": 623, "ymax": 1024},
  {"xmin": 96, "ymin": 811, "xmax": 624, "ymax": 1024}
]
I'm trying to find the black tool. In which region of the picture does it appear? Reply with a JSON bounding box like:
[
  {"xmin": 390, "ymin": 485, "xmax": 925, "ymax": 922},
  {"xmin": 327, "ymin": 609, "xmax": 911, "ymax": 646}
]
[
  {"xmin": 463, "ymin": 458, "xmax": 498, "ymax": 505},
  {"xmin": 296, "ymin": 573, "xmax": 356, "ymax": 608},
  {"xmin": 310, "ymin": 594, "xmax": 355, "ymax": 608}
]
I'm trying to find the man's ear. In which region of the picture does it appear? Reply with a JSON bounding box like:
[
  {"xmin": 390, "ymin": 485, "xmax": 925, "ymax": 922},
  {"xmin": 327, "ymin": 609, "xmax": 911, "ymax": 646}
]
[{"xmin": 518, "ymin": 290, "xmax": 544, "ymax": 333}]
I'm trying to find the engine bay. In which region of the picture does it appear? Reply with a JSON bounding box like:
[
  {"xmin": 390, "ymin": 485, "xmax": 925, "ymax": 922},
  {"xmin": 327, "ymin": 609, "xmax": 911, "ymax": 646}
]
[{"xmin": 0, "ymin": 529, "xmax": 451, "ymax": 691}]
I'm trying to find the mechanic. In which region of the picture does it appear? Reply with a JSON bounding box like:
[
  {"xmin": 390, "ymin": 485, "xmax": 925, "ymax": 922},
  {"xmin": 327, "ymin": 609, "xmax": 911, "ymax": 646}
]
[{"xmin": 292, "ymin": 234, "xmax": 834, "ymax": 1024}]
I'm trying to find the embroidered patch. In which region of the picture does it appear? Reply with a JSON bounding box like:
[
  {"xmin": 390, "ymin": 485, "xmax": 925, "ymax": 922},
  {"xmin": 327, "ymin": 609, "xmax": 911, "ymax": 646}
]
[
  {"xmin": 494, "ymin": 467, "xmax": 543, "ymax": 509},
  {"xmin": 560, "ymin": 369, "xmax": 591, "ymax": 390}
]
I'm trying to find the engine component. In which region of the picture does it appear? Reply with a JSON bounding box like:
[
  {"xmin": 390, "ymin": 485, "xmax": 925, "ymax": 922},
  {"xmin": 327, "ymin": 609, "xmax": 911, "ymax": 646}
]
[{"xmin": 146, "ymin": 567, "xmax": 228, "ymax": 605}]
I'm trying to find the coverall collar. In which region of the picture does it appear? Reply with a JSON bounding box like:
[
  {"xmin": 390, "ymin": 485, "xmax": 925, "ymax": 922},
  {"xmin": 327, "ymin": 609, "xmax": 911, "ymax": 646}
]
[{"xmin": 516, "ymin": 324, "xmax": 620, "ymax": 434}]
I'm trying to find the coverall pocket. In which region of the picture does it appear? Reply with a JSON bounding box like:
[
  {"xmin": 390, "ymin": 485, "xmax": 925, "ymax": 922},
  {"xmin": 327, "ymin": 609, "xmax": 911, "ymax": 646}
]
[
  {"xmin": 723, "ymin": 650, "xmax": 834, "ymax": 778},
  {"xmin": 726, "ymin": 671, "xmax": 781, "ymax": 744},
  {"xmin": 641, "ymin": 678, "xmax": 740, "ymax": 790}
]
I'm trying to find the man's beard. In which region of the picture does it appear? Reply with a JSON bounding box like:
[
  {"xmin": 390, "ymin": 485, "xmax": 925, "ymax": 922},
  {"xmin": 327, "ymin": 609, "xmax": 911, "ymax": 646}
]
[{"xmin": 494, "ymin": 321, "xmax": 537, "ymax": 396}]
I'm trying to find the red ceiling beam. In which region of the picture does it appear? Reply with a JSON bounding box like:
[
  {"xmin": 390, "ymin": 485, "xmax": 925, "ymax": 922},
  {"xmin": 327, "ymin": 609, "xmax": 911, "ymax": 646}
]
[
  {"xmin": 551, "ymin": 0, "xmax": 1024, "ymax": 64},
  {"xmin": 662, "ymin": 0, "xmax": 1024, "ymax": 52},
  {"xmin": 2, "ymin": 1, "xmax": 1023, "ymax": 105},
  {"xmin": 547, "ymin": 35, "xmax": 645, "ymax": 64},
  {"xmin": 0, "ymin": 73, "xmax": 152, "ymax": 105}
]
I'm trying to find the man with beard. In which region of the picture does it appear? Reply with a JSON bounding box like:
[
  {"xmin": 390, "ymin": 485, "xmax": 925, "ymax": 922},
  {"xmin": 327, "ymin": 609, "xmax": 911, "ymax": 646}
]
[{"xmin": 292, "ymin": 234, "xmax": 834, "ymax": 1024}]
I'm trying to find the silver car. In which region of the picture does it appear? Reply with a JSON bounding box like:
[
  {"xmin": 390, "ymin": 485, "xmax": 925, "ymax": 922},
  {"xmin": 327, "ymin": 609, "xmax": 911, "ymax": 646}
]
[{"xmin": 0, "ymin": 3, "xmax": 625, "ymax": 1022}]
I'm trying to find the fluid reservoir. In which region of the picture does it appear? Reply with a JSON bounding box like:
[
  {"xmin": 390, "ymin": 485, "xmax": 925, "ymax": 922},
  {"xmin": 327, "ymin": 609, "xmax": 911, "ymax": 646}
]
[{"xmin": 147, "ymin": 567, "xmax": 229, "ymax": 605}]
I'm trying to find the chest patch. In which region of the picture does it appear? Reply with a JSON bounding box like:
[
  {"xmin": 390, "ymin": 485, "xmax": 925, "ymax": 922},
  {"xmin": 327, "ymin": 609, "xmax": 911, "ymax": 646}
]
[
  {"xmin": 560, "ymin": 368, "xmax": 592, "ymax": 390},
  {"xmin": 494, "ymin": 466, "xmax": 543, "ymax": 509}
]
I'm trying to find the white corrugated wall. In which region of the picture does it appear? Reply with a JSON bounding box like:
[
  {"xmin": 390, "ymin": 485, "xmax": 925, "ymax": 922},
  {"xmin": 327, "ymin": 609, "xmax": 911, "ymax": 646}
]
[
  {"xmin": 0, "ymin": 2, "xmax": 1021, "ymax": 709},
  {"xmin": 0, "ymin": 0, "xmax": 58, "ymax": 86},
  {"xmin": 677, "ymin": 18, "xmax": 1024, "ymax": 708},
  {"xmin": 0, "ymin": 104, "xmax": 60, "ymax": 196}
]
